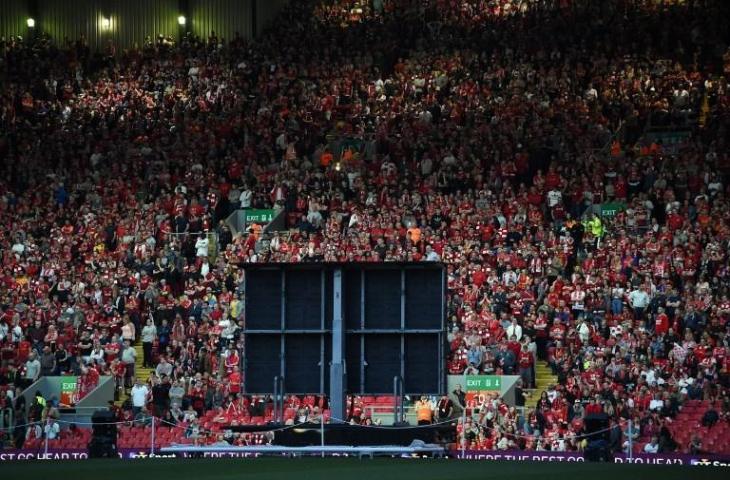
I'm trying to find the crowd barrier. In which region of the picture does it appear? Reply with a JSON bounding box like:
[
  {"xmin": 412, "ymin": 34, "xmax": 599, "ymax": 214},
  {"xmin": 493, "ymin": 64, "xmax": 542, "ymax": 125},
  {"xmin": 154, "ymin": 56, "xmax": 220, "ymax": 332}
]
[{"xmin": 3, "ymin": 447, "xmax": 730, "ymax": 466}]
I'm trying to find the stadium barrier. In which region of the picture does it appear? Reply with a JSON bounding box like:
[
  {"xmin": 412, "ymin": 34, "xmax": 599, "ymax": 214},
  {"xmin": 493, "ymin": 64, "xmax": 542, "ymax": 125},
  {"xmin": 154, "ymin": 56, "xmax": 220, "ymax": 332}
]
[
  {"xmin": 3, "ymin": 448, "xmax": 730, "ymax": 466},
  {"xmin": 4, "ymin": 415, "xmax": 730, "ymax": 467},
  {"xmin": 450, "ymin": 449, "xmax": 730, "ymax": 467}
]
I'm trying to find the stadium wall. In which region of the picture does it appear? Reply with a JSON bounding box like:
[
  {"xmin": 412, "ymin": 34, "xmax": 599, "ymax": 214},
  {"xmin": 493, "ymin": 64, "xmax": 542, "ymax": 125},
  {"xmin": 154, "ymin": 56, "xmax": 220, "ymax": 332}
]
[
  {"xmin": 255, "ymin": 0, "xmax": 288, "ymax": 35},
  {"xmin": 189, "ymin": 0, "xmax": 253, "ymax": 43},
  {"xmin": 0, "ymin": 0, "xmax": 29, "ymax": 41},
  {"xmin": 0, "ymin": 0, "xmax": 288, "ymax": 50}
]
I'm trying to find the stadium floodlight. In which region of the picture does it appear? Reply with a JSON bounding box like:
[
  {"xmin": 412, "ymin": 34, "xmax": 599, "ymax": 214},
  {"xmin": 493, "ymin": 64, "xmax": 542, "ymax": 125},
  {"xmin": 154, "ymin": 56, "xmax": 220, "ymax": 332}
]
[
  {"xmin": 101, "ymin": 17, "xmax": 110, "ymax": 29},
  {"xmin": 178, "ymin": 15, "xmax": 186, "ymax": 26},
  {"xmin": 27, "ymin": 18, "xmax": 35, "ymax": 28}
]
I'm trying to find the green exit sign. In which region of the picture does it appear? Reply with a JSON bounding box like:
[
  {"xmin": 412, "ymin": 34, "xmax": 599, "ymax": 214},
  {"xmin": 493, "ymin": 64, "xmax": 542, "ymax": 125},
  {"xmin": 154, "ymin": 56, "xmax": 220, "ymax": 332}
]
[
  {"xmin": 465, "ymin": 375, "xmax": 502, "ymax": 391},
  {"xmin": 244, "ymin": 209, "xmax": 274, "ymax": 224}
]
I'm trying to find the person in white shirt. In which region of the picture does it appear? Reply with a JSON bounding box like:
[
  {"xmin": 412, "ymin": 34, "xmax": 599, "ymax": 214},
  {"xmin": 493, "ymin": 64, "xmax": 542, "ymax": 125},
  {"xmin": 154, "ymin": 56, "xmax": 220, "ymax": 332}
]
[
  {"xmin": 195, "ymin": 234, "xmax": 209, "ymax": 257},
  {"xmin": 201, "ymin": 258, "xmax": 211, "ymax": 276},
  {"xmin": 628, "ymin": 286, "xmax": 650, "ymax": 320},
  {"xmin": 496, "ymin": 435, "xmax": 510, "ymax": 450},
  {"xmin": 644, "ymin": 436, "xmax": 659, "ymax": 453},
  {"xmin": 239, "ymin": 187, "xmax": 252, "ymax": 209},
  {"xmin": 0, "ymin": 321, "xmax": 8, "ymax": 342},
  {"xmin": 11, "ymin": 241, "xmax": 25, "ymax": 257},
  {"xmin": 502, "ymin": 267, "xmax": 517, "ymax": 286},
  {"xmin": 155, "ymin": 357, "xmax": 173, "ymax": 378},
  {"xmin": 641, "ymin": 367, "xmax": 657, "ymax": 385},
  {"xmin": 648, "ymin": 393, "xmax": 664, "ymax": 412},
  {"xmin": 577, "ymin": 319, "xmax": 591, "ymax": 344},
  {"xmin": 11, "ymin": 316, "xmax": 23, "ymax": 342},
  {"xmin": 130, "ymin": 379, "xmax": 150, "ymax": 416},
  {"xmin": 141, "ymin": 318, "xmax": 157, "ymax": 368},
  {"xmin": 24, "ymin": 352, "xmax": 42, "ymax": 386},
  {"xmin": 89, "ymin": 346, "xmax": 106, "ymax": 367},
  {"xmin": 425, "ymin": 245, "xmax": 440, "ymax": 262},
  {"xmin": 505, "ymin": 318, "xmax": 522, "ymax": 341},
  {"xmin": 570, "ymin": 286, "xmax": 586, "ymax": 315},
  {"xmin": 546, "ymin": 385, "xmax": 559, "ymax": 403},
  {"xmin": 547, "ymin": 189, "xmax": 562, "ymax": 207},
  {"xmin": 44, "ymin": 420, "xmax": 61, "ymax": 440}
]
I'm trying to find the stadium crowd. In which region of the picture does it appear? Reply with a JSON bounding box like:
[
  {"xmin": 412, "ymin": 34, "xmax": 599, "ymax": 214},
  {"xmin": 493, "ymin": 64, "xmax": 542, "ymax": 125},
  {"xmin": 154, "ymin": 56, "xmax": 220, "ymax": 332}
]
[{"xmin": 1, "ymin": 0, "xmax": 730, "ymax": 454}]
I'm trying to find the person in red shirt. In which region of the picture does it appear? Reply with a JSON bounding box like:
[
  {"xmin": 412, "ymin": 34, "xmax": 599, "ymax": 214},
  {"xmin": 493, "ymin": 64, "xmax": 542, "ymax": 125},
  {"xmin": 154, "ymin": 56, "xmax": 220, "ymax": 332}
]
[
  {"xmin": 507, "ymin": 335, "xmax": 522, "ymax": 360},
  {"xmin": 549, "ymin": 319, "xmax": 566, "ymax": 344},
  {"xmin": 654, "ymin": 307, "xmax": 669, "ymax": 335},
  {"xmin": 584, "ymin": 395, "xmax": 604, "ymax": 415},
  {"xmin": 519, "ymin": 345, "xmax": 535, "ymax": 388},
  {"xmin": 77, "ymin": 363, "xmax": 100, "ymax": 402},
  {"xmin": 225, "ymin": 347, "xmax": 240, "ymax": 374},
  {"xmin": 229, "ymin": 365, "xmax": 242, "ymax": 395}
]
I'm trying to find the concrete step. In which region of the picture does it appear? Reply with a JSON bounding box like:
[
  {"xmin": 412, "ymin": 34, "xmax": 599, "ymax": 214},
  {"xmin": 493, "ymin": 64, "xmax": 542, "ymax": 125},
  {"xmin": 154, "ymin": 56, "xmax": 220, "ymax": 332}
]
[
  {"xmin": 115, "ymin": 340, "xmax": 152, "ymax": 406},
  {"xmin": 527, "ymin": 362, "xmax": 559, "ymax": 408}
]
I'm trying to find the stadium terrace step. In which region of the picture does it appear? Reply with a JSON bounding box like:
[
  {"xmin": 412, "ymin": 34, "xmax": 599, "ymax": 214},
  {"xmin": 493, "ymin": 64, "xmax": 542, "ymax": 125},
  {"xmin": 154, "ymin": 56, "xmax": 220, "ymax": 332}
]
[
  {"xmin": 525, "ymin": 363, "xmax": 558, "ymax": 408},
  {"xmin": 115, "ymin": 340, "xmax": 155, "ymax": 407}
]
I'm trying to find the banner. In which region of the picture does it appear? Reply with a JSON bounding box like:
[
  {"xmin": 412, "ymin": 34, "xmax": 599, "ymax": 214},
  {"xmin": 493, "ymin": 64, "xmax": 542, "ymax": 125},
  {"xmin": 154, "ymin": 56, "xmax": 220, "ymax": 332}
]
[
  {"xmin": 244, "ymin": 209, "xmax": 274, "ymax": 225},
  {"xmin": 3, "ymin": 448, "xmax": 730, "ymax": 466},
  {"xmin": 449, "ymin": 449, "xmax": 730, "ymax": 467},
  {"xmin": 59, "ymin": 376, "xmax": 78, "ymax": 406},
  {"xmin": 0, "ymin": 448, "xmax": 368, "ymax": 461}
]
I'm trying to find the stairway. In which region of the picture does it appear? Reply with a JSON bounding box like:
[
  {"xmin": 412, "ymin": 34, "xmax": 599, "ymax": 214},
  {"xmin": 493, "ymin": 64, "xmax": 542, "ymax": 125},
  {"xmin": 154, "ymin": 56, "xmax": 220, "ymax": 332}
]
[
  {"xmin": 116, "ymin": 340, "xmax": 155, "ymax": 406},
  {"xmin": 525, "ymin": 362, "xmax": 558, "ymax": 408}
]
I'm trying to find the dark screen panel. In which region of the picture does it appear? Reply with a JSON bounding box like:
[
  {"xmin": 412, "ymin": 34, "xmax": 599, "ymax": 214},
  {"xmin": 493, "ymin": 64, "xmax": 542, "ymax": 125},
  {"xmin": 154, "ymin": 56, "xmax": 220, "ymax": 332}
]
[
  {"xmin": 245, "ymin": 335, "xmax": 281, "ymax": 393},
  {"xmin": 323, "ymin": 334, "xmax": 332, "ymax": 392},
  {"xmin": 324, "ymin": 271, "xmax": 333, "ymax": 330},
  {"xmin": 285, "ymin": 335, "xmax": 322, "ymax": 393},
  {"xmin": 344, "ymin": 269, "xmax": 362, "ymax": 330},
  {"xmin": 243, "ymin": 264, "xmax": 445, "ymax": 396},
  {"xmin": 345, "ymin": 335, "xmax": 361, "ymax": 393},
  {"xmin": 405, "ymin": 269, "xmax": 443, "ymax": 329},
  {"xmin": 285, "ymin": 270, "xmax": 322, "ymax": 329},
  {"xmin": 246, "ymin": 269, "xmax": 282, "ymax": 330},
  {"xmin": 404, "ymin": 335, "xmax": 440, "ymax": 393},
  {"xmin": 364, "ymin": 270, "xmax": 400, "ymax": 329},
  {"xmin": 364, "ymin": 335, "xmax": 401, "ymax": 393}
]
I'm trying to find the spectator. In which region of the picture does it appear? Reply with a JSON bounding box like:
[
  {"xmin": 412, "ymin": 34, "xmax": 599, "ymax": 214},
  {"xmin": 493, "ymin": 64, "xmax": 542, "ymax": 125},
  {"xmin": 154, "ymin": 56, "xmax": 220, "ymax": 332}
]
[
  {"xmin": 628, "ymin": 286, "xmax": 650, "ymax": 323},
  {"xmin": 151, "ymin": 376, "xmax": 171, "ymax": 418},
  {"xmin": 518, "ymin": 344, "xmax": 534, "ymax": 389},
  {"xmin": 437, "ymin": 395, "xmax": 454, "ymax": 421},
  {"xmin": 689, "ymin": 434, "xmax": 705, "ymax": 455},
  {"xmin": 134, "ymin": 406, "xmax": 152, "ymax": 427},
  {"xmin": 121, "ymin": 341, "xmax": 137, "ymax": 390},
  {"xmin": 23, "ymin": 353, "xmax": 41, "ymax": 389},
  {"xmin": 130, "ymin": 379, "xmax": 149, "ymax": 417},
  {"xmin": 155, "ymin": 356, "xmax": 173, "ymax": 378},
  {"xmin": 701, "ymin": 403, "xmax": 720, "ymax": 429},
  {"xmin": 39, "ymin": 346, "xmax": 56, "ymax": 377},
  {"xmin": 644, "ymin": 436, "xmax": 659, "ymax": 454},
  {"xmin": 416, "ymin": 396, "xmax": 433, "ymax": 426},
  {"xmin": 452, "ymin": 384, "xmax": 466, "ymax": 413},
  {"xmin": 121, "ymin": 317, "xmax": 136, "ymax": 344},
  {"xmin": 140, "ymin": 318, "xmax": 157, "ymax": 368},
  {"xmin": 168, "ymin": 380, "xmax": 186, "ymax": 411}
]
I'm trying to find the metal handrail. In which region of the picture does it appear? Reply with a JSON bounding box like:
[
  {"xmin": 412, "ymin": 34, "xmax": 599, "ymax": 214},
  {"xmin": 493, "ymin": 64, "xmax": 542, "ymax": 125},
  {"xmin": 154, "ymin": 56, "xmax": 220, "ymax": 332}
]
[
  {"xmin": 273, "ymin": 376, "xmax": 285, "ymax": 423},
  {"xmin": 393, "ymin": 376, "xmax": 404, "ymax": 424}
]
